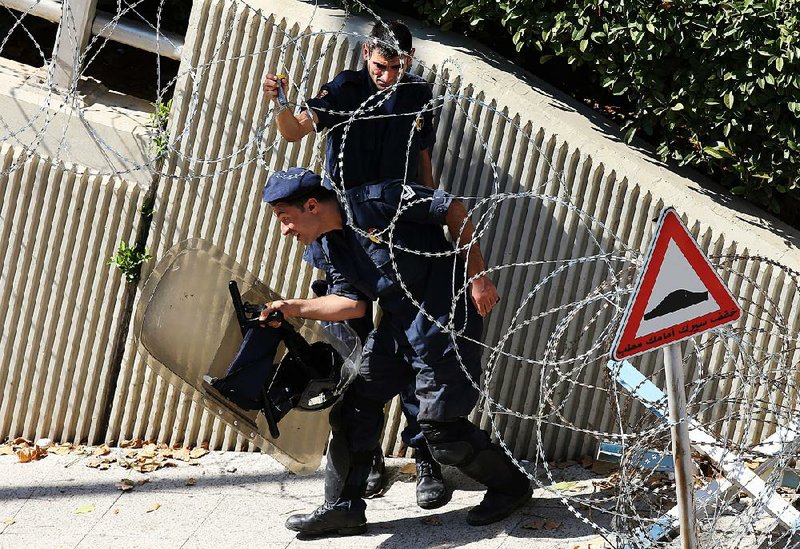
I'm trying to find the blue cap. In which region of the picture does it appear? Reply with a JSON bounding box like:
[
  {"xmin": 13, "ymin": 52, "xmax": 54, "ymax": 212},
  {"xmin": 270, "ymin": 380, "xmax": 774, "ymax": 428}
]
[{"xmin": 262, "ymin": 167, "xmax": 323, "ymax": 204}]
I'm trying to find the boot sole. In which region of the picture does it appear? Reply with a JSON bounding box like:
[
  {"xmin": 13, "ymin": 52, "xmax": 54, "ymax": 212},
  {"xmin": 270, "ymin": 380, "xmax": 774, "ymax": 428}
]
[
  {"xmin": 417, "ymin": 491, "xmax": 452, "ymax": 510},
  {"xmin": 293, "ymin": 524, "xmax": 367, "ymax": 538},
  {"xmin": 465, "ymin": 487, "xmax": 533, "ymax": 526}
]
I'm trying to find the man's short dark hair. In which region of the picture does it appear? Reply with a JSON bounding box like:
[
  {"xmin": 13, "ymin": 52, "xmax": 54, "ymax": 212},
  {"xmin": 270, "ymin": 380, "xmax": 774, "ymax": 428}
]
[
  {"xmin": 281, "ymin": 185, "xmax": 338, "ymax": 210},
  {"xmin": 368, "ymin": 20, "xmax": 412, "ymax": 58}
]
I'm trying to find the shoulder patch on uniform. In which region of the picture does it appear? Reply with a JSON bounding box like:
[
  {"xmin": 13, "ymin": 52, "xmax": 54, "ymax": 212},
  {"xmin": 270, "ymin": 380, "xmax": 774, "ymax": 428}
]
[{"xmin": 400, "ymin": 184, "xmax": 416, "ymax": 201}]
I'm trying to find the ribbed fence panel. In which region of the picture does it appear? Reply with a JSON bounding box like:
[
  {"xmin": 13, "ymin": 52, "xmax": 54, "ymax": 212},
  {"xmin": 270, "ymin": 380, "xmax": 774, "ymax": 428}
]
[
  {"xmin": 0, "ymin": 144, "xmax": 143, "ymax": 445},
  {"xmin": 5, "ymin": 0, "xmax": 800, "ymax": 463},
  {"xmin": 61, "ymin": 0, "xmax": 800, "ymax": 461}
]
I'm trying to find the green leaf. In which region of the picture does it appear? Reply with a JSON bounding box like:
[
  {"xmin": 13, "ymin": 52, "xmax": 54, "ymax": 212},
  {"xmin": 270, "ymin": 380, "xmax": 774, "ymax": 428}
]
[
  {"xmin": 624, "ymin": 126, "xmax": 637, "ymax": 144},
  {"xmin": 723, "ymin": 91, "xmax": 734, "ymax": 109},
  {"xmin": 580, "ymin": 39, "xmax": 589, "ymax": 52},
  {"xmin": 776, "ymin": 57, "xmax": 784, "ymax": 71},
  {"xmin": 730, "ymin": 186, "xmax": 747, "ymax": 195},
  {"xmin": 671, "ymin": 103, "xmax": 685, "ymax": 111}
]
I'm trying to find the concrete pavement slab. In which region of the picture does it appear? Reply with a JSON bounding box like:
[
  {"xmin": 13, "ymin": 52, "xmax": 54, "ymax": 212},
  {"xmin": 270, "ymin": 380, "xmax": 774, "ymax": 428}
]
[{"xmin": 0, "ymin": 450, "xmax": 612, "ymax": 548}]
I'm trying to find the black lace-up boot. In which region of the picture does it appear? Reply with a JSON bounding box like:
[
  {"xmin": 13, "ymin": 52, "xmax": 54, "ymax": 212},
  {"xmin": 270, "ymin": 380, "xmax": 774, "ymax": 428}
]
[
  {"xmin": 415, "ymin": 444, "xmax": 450, "ymax": 509},
  {"xmin": 284, "ymin": 501, "xmax": 367, "ymax": 536},
  {"xmin": 364, "ymin": 447, "xmax": 386, "ymax": 498}
]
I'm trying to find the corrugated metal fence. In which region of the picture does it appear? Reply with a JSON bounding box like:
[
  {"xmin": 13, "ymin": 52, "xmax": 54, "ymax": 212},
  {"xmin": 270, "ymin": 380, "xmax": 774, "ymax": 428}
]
[
  {"xmin": 0, "ymin": 144, "xmax": 144, "ymax": 445},
  {"xmin": 1, "ymin": 0, "xmax": 799, "ymax": 461}
]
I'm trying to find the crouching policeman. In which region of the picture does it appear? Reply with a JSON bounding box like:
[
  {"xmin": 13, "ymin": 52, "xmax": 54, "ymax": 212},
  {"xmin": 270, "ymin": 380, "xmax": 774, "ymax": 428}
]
[{"xmin": 261, "ymin": 168, "xmax": 532, "ymax": 536}]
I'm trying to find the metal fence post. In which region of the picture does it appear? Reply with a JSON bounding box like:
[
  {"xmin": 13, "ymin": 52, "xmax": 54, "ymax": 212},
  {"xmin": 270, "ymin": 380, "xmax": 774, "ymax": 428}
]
[
  {"xmin": 51, "ymin": 0, "xmax": 99, "ymax": 90},
  {"xmin": 663, "ymin": 342, "xmax": 699, "ymax": 549}
]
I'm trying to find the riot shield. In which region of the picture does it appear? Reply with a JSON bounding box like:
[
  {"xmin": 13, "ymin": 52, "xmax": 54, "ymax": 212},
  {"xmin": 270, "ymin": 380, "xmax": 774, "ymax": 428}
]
[{"xmin": 133, "ymin": 238, "xmax": 361, "ymax": 475}]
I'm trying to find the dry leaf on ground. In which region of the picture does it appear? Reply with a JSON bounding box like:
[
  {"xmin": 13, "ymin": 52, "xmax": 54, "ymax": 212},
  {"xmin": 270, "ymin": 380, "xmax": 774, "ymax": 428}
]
[
  {"xmin": 92, "ymin": 444, "xmax": 111, "ymax": 456},
  {"xmin": 185, "ymin": 478, "xmax": 197, "ymax": 486},
  {"xmin": 146, "ymin": 502, "xmax": 161, "ymax": 513},
  {"xmin": 85, "ymin": 456, "xmax": 116, "ymax": 470},
  {"xmin": 522, "ymin": 518, "xmax": 562, "ymax": 530},
  {"xmin": 0, "ymin": 445, "xmax": 15, "ymax": 456},
  {"xmin": 116, "ymin": 479, "xmax": 136, "ymax": 492},
  {"xmin": 420, "ymin": 515, "xmax": 441, "ymax": 526},
  {"xmin": 189, "ymin": 448, "xmax": 208, "ymax": 459},
  {"xmin": 120, "ymin": 439, "xmax": 144, "ymax": 449},
  {"xmin": 399, "ymin": 462, "xmax": 416, "ymax": 476},
  {"xmin": 173, "ymin": 448, "xmax": 191, "ymax": 462},
  {"xmin": 48, "ymin": 444, "xmax": 74, "ymax": 456},
  {"xmin": 2, "ymin": 518, "xmax": 15, "ymax": 525},
  {"xmin": 140, "ymin": 444, "xmax": 158, "ymax": 458},
  {"xmin": 74, "ymin": 504, "xmax": 95, "ymax": 514},
  {"xmin": 16, "ymin": 446, "xmax": 46, "ymax": 463}
]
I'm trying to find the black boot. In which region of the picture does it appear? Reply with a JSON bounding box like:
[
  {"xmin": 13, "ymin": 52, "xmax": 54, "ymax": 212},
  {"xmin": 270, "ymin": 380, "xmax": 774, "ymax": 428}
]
[
  {"xmin": 364, "ymin": 447, "xmax": 386, "ymax": 498},
  {"xmin": 285, "ymin": 501, "xmax": 367, "ymax": 536},
  {"xmin": 466, "ymin": 485, "xmax": 533, "ymax": 526},
  {"xmin": 460, "ymin": 444, "xmax": 532, "ymax": 526},
  {"xmin": 415, "ymin": 444, "xmax": 450, "ymax": 509}
]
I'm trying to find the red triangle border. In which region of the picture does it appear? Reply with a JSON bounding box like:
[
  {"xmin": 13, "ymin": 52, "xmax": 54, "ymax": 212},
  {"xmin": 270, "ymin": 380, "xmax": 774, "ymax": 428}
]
[{"xmin": 611, "ymin": 208, "xmax": 742, "ymax": 360}]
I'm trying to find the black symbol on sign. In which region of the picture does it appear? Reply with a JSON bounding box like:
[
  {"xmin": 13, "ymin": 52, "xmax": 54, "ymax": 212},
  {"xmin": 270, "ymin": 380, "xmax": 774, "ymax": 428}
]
[{"xmin": 643, "ymin": 290, "xmax": 709, "ymax": 321}]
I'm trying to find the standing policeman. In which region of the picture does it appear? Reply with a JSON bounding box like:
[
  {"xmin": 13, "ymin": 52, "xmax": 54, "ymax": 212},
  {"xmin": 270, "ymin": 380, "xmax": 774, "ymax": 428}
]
[
  {"xmin": 263, "ymin": 20, "xmax": 441, "ymax": 505},
  {"xmin": 263, "ymin": 19, "xmax": 436, "ymax": 188},
  {"xmin": 260, "ymin": 168, "xmax": 532, "ymax": 536}
]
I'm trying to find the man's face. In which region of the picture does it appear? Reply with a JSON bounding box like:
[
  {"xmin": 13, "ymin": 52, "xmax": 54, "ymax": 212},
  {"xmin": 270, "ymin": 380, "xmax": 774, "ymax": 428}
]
[
  {"xmin": 272, "ymin": 200, "xmax": 320, "ymax": 245},
  {"xmin": 362, "ymin": 46, "xmax": 412, "ymax": 90}
]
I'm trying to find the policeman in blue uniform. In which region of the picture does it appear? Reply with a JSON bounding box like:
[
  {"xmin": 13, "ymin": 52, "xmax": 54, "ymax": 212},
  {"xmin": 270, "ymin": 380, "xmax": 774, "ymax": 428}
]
[
  {"xmin": 263, "ymin": 20, "xmax": 441, "ymax": 504},
  {"xmin": 263, "ymin": 20, "xmax": 436, "ymax": 189},
  {"xmin": 260, "ymin": 168, "xmax": 532, "ymax": 536}
]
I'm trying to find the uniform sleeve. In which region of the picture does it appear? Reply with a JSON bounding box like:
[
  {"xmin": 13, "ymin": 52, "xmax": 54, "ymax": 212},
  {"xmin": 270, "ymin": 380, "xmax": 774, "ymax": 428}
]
[
  {"xmin": 305, "ymin": 80, "xmax": 343, "ymax": 131},
  {"xmin": 326, "ymin": 263, "xmax": 368, "ymax": 302},
  {"xmin": 387, "ymin": 182, "xmax": 452, "ymax": 225},
  {"xmin": 418, "ymin": 84, "xmax": 436, "ymax": 151},
  {"xmin": 303, "ymin": 242, "xmax": 366, "ymax": 302}
]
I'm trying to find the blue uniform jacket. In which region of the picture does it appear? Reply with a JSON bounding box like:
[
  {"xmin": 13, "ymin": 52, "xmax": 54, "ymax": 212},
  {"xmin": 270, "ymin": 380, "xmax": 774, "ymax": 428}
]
[
  {"xmin": 303, "ymin": 181, "xmax": 481, "ymax": 364},
  {"xmin": 306, "ymin": 68, "xmax": 436, "ymax": 189}
]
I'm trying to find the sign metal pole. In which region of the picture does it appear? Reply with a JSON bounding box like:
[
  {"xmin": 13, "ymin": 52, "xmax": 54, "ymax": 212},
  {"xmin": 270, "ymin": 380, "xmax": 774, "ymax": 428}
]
[{"xmin": 662, "ymin": 342, "xmax": 698, "ymax": 549}]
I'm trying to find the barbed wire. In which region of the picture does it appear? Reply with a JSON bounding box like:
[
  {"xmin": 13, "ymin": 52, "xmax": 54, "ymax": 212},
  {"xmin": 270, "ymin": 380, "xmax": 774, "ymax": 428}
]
[{"xmin": 3, "ymin": 0, "xmax": 800, "ymax": 547}]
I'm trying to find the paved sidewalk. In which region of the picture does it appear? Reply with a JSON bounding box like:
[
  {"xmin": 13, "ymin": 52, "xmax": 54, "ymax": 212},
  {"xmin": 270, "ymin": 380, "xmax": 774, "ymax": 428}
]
[{"xmin": 0, "ymin": 449, "xmax": 608, "ymax": 548}]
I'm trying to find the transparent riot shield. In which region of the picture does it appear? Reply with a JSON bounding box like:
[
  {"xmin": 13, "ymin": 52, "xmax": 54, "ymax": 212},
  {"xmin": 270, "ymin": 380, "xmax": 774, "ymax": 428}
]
[{"xmin": 133, "ymin": 238, "xmax": 361, "ymax": 475}]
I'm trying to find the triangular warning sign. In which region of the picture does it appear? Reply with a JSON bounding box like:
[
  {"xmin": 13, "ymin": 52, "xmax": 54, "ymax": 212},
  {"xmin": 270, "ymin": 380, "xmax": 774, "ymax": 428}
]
[{"xmin": 611, "ymin": 207, "xmax": 742, "ymax": 361}]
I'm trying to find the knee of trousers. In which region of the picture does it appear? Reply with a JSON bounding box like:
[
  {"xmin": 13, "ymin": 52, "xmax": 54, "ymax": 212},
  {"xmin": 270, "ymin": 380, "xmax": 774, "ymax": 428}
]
[
  {"xmin": 419, "ymin": 419, "xmax": 489, "ymax": 467},
  {"xmin": 331, "ymin": 390, "xmax": 385, "ymax": 430},
  {"xmin": 328, "ymin": 399, "xmax": 346, "ymax": 432}
]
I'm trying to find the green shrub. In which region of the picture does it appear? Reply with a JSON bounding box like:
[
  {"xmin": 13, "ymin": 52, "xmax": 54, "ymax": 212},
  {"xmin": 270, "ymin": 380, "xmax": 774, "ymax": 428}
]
[
  {"xmin": 149, "ymin": 98, "xmax": 172, "ymax": 160},
  {"xmin": 408, "ymin": 0, "xmax": 800, "ymax": 221},
  {"xmin": 109, "ymin": 240, "xmax": 152, "ymax": 283}
]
